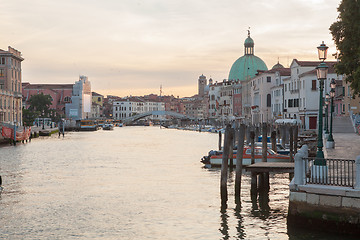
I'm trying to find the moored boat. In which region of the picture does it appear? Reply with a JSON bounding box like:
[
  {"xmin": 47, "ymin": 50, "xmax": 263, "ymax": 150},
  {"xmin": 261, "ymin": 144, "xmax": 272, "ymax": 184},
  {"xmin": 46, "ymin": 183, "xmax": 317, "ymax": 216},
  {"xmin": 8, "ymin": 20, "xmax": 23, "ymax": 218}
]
[
  {"xmin": 208, "ymin": 146, "xmax": 290, "ymax": 166},
  {"xmin": 103, "ymin": 123, "xmax": 114, "ymax": 130}
]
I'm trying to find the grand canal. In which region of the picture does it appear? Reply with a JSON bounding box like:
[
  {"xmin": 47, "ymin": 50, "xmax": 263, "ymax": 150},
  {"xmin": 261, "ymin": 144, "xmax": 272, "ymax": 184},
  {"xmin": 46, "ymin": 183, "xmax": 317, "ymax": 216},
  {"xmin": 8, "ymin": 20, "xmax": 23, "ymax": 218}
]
[{"xmin": 0, "ymin": 127, "xmax": 355, "ymax": 239}]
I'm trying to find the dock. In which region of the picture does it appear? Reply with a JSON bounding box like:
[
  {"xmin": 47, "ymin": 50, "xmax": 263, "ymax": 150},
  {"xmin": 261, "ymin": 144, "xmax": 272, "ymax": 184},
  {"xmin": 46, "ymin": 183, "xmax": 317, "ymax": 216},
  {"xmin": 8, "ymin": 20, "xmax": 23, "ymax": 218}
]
[{"xmin": 246, "ymin": 162, "xmax": 294, "ymax": 173}]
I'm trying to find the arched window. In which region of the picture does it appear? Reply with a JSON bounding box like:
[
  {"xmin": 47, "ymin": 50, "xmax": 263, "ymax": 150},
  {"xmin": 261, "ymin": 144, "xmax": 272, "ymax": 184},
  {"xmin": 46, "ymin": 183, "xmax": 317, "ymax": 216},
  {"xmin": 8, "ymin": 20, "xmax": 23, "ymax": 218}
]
[
  {"xmin": 267, "ymin": 94, "xmax": 271, "ymax": 107},
  {"xmin": 64, "ymin": 96, "xmax": 71, "ymax": 103}
]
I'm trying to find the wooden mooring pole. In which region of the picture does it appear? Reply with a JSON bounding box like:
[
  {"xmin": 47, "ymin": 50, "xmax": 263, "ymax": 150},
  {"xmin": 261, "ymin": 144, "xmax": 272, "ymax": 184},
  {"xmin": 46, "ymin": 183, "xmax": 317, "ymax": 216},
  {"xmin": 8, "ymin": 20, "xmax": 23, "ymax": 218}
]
[
  {"xmin": 289, "ymin": 125, "xmax": 294, "ymax": 162},
  {"xmin": 229, "ymin": 128, "xmax": 234, "ymax": 169},
  {"xmin": 235, "ymin": 124, "xmax": 246, "ymax": 204},
  {"xmin": 271, "ymin": 130, "xmax": 277, "ymax": 152},
  {"xmin": 220, "ymin": 124, "xmax": 232, "ymax": 206},
  {"xmin": 218, "ymin": 131, "xmax": 222, "ymax": 151},
  {"xmin": 260, "ymin": 123, "xmax": 269, "ymax": 190},
  {"xmin": 250, "ymin": 129, "xmax": 255, "ymax": 164}
]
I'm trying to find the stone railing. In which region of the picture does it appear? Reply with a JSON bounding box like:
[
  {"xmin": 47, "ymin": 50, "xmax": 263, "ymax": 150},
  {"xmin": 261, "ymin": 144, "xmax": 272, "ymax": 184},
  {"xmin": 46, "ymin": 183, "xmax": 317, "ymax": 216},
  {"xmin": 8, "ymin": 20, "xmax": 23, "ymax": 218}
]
[{"xmin": 293, "ymin": 145, "xmax": 360, "ymax": 189}]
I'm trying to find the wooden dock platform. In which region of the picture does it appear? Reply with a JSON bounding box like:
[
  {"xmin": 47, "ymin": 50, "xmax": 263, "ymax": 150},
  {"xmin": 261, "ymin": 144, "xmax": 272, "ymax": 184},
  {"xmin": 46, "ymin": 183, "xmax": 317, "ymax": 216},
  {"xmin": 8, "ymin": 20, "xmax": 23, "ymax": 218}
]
[{"xmin": 246, "ymin": 162, "xmax": 294, "ymax": 173}]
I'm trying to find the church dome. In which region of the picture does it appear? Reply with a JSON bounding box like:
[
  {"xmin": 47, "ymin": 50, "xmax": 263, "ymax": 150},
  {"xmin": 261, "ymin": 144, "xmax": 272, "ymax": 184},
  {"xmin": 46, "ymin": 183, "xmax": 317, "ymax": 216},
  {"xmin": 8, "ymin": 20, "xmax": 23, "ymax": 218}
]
[
  {"xmin": 272, "ymin": 62, "xmax": 284, "ymax": 69},
  {"xmin": 228, "ymin": 31, "xmax": 268, "ymax": 81}
]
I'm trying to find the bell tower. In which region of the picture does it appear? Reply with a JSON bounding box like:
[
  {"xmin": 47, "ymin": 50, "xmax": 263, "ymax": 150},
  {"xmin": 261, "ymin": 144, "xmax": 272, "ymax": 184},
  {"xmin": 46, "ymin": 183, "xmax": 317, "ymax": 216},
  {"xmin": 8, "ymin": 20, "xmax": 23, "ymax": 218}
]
[{"xmin": 198, "ymin": 74, "xmax": 207, "ymax": 97}]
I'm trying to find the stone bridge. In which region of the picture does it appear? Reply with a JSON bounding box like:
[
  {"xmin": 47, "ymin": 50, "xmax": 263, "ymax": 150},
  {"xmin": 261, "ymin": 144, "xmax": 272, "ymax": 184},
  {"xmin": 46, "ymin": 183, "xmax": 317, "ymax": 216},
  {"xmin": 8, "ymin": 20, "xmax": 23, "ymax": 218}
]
[{"xmin": 122, "ymin": 111, "xmax": 193, "ymax": 124}]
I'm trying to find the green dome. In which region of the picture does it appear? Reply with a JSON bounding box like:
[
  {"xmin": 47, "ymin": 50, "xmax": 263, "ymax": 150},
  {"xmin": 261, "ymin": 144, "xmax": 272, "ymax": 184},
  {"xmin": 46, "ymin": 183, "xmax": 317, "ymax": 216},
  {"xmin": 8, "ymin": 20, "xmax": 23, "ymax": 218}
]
[{"xmin": 228, "ymin": 55, "xmax": 268, "ymax": 81}]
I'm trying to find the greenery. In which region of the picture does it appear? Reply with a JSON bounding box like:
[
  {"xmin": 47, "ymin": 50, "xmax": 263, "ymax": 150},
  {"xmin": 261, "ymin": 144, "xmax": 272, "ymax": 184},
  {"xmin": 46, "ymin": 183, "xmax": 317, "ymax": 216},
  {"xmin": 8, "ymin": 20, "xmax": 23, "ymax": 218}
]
[
  {"xmin": 23, "ymin": 93, "xmax": 55, "ymax": 126},
  {"xmin": 27, "ymin": 93, "xmax": 53, "ymax": 115},
  {"xmin": 330, "ymin": 0, "xmax": 360, "ymax": 96},
  {"xmin": 22, "ymin": 108, "xmax": 40, "ymax": 126}
]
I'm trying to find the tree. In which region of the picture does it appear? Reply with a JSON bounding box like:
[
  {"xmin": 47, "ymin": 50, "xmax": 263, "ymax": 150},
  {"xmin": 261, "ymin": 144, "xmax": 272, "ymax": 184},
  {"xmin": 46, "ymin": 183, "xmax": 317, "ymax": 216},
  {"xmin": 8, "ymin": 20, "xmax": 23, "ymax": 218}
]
[
  {"xmin": 330, "ymin": 0, "xmax": 360, "ymax": 95},
  {"xmin": 28, "ymin": 93, "xmax": 53, "ymax": 116},
  {"xmin": 22, "ymin": 108, "xmax": 40, "ymax": 126}
]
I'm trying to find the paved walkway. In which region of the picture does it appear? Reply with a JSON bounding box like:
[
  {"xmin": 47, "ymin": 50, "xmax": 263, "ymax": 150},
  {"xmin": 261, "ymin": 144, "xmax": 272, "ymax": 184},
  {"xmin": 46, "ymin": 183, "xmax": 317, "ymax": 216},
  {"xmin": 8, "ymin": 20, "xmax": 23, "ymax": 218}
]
[{"xmin": 324, "ymin": 132, "xmax": 360, "ymax": 160}]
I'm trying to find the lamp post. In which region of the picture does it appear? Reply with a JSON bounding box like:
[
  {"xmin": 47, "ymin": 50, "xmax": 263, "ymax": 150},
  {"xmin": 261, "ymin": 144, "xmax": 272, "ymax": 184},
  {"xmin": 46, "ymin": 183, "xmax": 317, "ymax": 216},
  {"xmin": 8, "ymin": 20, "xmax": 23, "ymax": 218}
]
[
  {"xmin": 327, "ymin": 79, "xmax": 336, "ymax": 148},
  {"xmin": 42, "ymin": 110, "xmax": 45, "ymax": 130},
  {"xmin": 315, "ymin": 41, "xmax": 329, "ymax": 163},
  {"xmin": 304, "ymin": 107, "xmax": 306, "ymax": 130},
  {"xmin": 325, "ymin": 93, "xmax": 330, "ymax": 138}
]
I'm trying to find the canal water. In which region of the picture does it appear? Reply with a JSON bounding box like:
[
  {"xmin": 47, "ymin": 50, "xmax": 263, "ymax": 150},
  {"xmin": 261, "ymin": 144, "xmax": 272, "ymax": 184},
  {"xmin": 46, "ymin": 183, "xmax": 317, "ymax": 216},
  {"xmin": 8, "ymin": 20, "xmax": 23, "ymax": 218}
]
[{"xmin": 0, "ymin": 127, "xmax": 355, "ymax": 239}]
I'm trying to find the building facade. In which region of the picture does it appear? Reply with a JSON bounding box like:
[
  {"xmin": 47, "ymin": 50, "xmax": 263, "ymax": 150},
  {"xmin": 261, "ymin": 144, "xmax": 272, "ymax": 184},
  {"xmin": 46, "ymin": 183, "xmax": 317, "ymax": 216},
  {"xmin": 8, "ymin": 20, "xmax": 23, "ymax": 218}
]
[
  {"xmin": 65, "ymin": 76, "xmax": 92, "ymax": 120},
  {"xmin": 22, "ymin": 83, "xmax": 73, "ymax": 118},
  {"xmin": 0, "ymin": 46, "xmax": 24, "ymax": 125},
  {"xmin": 112, "ymin": 97, "xmax": 165, "ymax": 121}
]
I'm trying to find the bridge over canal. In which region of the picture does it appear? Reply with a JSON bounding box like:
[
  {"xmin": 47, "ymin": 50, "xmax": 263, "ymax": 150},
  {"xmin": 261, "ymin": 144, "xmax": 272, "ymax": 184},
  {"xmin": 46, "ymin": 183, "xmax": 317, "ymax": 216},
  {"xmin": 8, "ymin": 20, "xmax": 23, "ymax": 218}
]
[{"xmin": 122, "ymin": 111, "xmax": 194, "ymax": 124}]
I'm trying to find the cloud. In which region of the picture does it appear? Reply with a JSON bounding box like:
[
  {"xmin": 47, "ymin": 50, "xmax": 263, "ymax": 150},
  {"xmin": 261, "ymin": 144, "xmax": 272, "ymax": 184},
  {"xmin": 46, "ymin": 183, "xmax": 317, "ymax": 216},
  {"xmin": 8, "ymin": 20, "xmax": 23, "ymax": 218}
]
[{"xmin": 1, "ymin": 0, "xmax": 342, "ymax": 97}]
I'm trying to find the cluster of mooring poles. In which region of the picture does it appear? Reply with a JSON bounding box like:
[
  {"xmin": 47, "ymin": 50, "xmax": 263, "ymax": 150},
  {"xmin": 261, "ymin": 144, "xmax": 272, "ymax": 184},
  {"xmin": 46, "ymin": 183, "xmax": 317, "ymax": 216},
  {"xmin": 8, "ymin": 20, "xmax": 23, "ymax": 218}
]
[{"xmin": 219, "ymin": 122, "xmax": 299, "ymax": 207}]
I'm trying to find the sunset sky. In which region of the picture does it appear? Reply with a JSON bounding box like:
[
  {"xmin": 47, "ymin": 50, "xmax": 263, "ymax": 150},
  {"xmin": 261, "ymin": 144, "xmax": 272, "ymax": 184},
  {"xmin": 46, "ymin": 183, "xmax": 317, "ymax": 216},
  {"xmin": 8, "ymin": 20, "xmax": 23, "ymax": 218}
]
[{"xmin": 0, "ymin": 0, "xmax": 342, "ymax": 97}]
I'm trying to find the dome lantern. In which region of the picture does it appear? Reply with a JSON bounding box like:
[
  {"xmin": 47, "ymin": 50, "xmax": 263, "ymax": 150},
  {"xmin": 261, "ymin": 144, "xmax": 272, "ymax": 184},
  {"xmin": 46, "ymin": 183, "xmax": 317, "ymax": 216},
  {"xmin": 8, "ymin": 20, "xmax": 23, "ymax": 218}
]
[{"xmin": 244, "ymin": 29, "xmax": 254, "ymax": 55}]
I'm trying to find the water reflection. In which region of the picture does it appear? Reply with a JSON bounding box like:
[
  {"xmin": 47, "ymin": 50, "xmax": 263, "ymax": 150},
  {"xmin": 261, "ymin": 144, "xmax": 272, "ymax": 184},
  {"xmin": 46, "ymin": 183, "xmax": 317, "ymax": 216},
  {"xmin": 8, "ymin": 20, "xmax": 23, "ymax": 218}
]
[
  {"xmin": 219, "ymin": 206, "xmax": 230, "ymax": 240},
  {"xmin": 234, "ymin": 204, "xmax": 246, "ymax": 239}
]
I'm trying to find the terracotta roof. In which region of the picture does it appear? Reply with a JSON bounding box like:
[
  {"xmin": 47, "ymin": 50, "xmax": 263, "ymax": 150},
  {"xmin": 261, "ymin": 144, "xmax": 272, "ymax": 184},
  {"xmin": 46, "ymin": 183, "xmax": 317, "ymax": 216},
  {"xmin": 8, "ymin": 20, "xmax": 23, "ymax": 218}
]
[
  {"xmin": 92, "ymin": 92, "xmax": 104, "ymax": 97},
  {"xmin": 263, "ymin": 67, "xmax": 291, "ymax": 75},
  {"xmin": 298, "ymin": 62, "xmax": 338, "ymax": 77},
  {"xmin": 22, "ymin": 83, "xmax": 73, "ymax": 89},
  {"xmin": 293, "ymin": 59, "xmax": 337, "ymax": 67}
]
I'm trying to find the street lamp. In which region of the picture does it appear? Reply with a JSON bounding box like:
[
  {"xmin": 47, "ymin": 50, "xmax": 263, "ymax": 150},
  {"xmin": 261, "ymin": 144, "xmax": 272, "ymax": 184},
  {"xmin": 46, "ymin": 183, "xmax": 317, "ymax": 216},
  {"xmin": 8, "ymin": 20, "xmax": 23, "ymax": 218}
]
[
  {"xmin": 315, "ymin": 41, "xmax": 328, "ymax": 162},
  {"xmin": 325, "ymin": 93, "xmax": 330, "ymax": 137},
  {"xmin": 42, "ymin": 110, "xmax": 45, "ymax": 130},
  {"xmin": 327, "ymin": 79, "xmax": 336, "ymax": 148}
]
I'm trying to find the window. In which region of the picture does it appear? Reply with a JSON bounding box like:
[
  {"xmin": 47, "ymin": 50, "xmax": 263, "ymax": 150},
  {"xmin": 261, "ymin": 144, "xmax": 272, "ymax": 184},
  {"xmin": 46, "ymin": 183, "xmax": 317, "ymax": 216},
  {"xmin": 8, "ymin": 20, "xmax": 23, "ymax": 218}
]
[
  {"xmin": 294, "ymin": 99, "xmax": 299, "ymax": 107},
  {"xmin": 285, "ymin": 84, "xmax": 287, "ymax": 92},
  {"xmin": 0, "ymin": 57, "xmax": 5, "ymax": 65},
  {"xmin": 288, "ymin": 99, "xmax": 293, "ymax": 107},
  {"xmin": 312, "ymin": 80, "xmax": 317, "ymax": 90},
  {"xmin": 98, "ymin": 97, "xmax": 101, "ymax": 101},
  {"xmin": 267, "ymin": 94, "xmax": 271, "ymax": 107},
  {"xmin": 0, "ymin": 69, "xmax": 4, "ymax": 77},
  {"xmin": 64, "ymin": 96, "xmax": 71, "ymax": 102},
  {"xmin": 267, "ymin": 76, "xmax": 271, "ymax": 83}
]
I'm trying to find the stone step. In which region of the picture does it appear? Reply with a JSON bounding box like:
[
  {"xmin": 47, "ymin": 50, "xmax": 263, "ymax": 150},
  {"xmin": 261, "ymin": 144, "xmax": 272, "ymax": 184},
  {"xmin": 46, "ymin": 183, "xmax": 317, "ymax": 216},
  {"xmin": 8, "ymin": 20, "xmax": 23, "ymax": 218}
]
[{"xmin": 331, "ymin": 116, "xmax": 355, "ymax": 133}]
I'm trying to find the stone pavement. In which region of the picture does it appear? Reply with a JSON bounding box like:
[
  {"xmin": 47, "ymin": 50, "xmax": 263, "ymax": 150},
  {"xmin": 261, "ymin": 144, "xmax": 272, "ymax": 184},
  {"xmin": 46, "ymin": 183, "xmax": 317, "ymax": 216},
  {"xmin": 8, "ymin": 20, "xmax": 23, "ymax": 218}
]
[{"xmin": 324, "ymin": 132, "xmax": 360, "ymax": 160}]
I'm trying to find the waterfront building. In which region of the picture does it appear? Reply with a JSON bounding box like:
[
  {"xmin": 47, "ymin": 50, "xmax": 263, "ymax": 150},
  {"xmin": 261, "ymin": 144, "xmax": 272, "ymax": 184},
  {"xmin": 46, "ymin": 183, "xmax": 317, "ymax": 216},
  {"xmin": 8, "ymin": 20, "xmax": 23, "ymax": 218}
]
[
  {"xmin": 284, "ymin": 60, "xmax": 340, "ymax": 130},
  {"xmin": 0, "ymin": 46, "xmax": 24, "ymax": 125},
  {"xmin": 247, "ymin": 66, "xmax": 290, "ymax": 124},
  {"xmin": 208, "ymin": 81, "xmax": 222, "ymax": 121},
  {"xmin": 270, "ymin": 64, "xmax": 290, "ymax": 121},
  {"xmin": 22, "ymin": 83, "xmax": 73, "ymax": 118},
  {"xmin": 183, "ymin": 97, "xmax": 207, "ymax": 120},
  {"xmin": 219, "ymin": 80, "xmax": 235, "ymax": 122},
  {"xmin": 92, "ymin": 92, "xmax": 104, "ymax": 118},
  {"xmin": 232, "ymin": 81, "xmax": 242, "ymax": 120},
  {"xmin": 65, "ymin": 76, "xmax": 92, "ymax": 120},
  {"xmin": 112, "ymin": 97, "xmax": 165, "ymax": 122}
]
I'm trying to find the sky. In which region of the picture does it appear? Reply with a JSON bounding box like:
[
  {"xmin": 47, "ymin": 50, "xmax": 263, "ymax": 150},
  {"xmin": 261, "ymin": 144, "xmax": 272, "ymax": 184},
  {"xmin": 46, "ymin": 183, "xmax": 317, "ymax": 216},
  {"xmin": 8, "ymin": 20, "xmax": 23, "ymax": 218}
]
[{"xmin": 0, "ymin": 0, "xmax": 342, "ymax": 97}]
